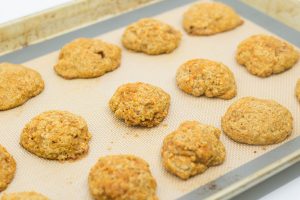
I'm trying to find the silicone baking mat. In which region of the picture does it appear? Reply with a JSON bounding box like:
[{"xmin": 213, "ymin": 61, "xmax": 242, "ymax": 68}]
[{"xmin": 0, "ymin": 0, "xmax": 300, "ymax": 199}]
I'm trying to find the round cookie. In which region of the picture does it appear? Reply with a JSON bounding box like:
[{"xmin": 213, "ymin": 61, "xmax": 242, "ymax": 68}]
[
  {"xmin": 161, "ymin": 121, "xmax": 226, "ymax": 180},
  {"xmin": 1, "ymin": 192, "xmax": 49, "ymax": 200},
  {"xmin": 122, "ymin": 18, "xmax": 181, "ymax": 55},
  {"xmin": 0, "ymin": 145, "xmax": 16, "ymax": 192},
  {"xmin": 54, "ymin": 38, "xmax": 121, "ymax": 79},
  {"xmin": 20, "ymin": 110, "xmax": 91, "ymax": 161},
  {"xmin": 176, "ymin": 59, "xmax": 237, "ymax": 99},
  {"xmin": 236, "ymin": 34, "xmax": 299, "ymax": 77},
  {"xmin": 183, "ymin": 2, "xmax": 243, "ymax": 36},
  {"xmin": 0, "ymin": 63, "xmax": 44, "ymax": 111},
  {"xmin": 88, "ymin": 155, "xmax": 158, "ymax": 200},
  {"xmin": 296, "ymin": 79, "xmax": 300, "ymax": 102},
  {"xmin": 109, "ymin": 82, "xmax": 170, "ymax": 127},
  {"xmin": 222, "ymin": 97, "xmax": 293, "ymax": 145}
]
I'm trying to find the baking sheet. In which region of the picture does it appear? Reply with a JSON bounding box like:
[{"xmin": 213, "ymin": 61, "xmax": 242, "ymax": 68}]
[{"xmin": 0, "ymin": 0, "xmax": 300, "ymax": 199}]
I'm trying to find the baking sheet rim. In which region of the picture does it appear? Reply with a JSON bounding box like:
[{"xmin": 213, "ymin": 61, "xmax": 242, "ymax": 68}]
[{"xmin": 210, "ymin": 150, "xmax": 300, "ymax": 200}]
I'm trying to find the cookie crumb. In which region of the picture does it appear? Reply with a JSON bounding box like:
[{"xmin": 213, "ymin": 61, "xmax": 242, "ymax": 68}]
[{"xmin": 208, "ymin": 183, "xmax": 217, "ymax": 190}]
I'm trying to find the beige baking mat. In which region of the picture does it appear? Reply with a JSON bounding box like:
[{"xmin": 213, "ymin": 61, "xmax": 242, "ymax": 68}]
[{"xmin": 1, "ymin": 1, "xmax": 300, "ymax": 200}]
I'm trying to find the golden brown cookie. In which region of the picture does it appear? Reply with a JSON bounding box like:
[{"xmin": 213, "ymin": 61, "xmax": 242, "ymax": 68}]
[
  {"xmin": 20, "ymin": 110, "xmax": 91, "ymax": 161},
  {"xmin": 109, "ymin": 82, "xmax": 170, "ymax": 127},
  {"xmin": 0, "ymin": 145, "xmax": 16, "ymax": 192},
  {"xmin": 0, "ymin": 63, "xmax": 44, "ymax": 111},
  {"xmin": 222, "ymin": 97, "xmax": 293, "ymax": 145},
  {"xmin": 54, "ymin": 38, "xmax": 121, "ymax": 79},
  {"xmin": 1, "ymin": 192, "xmax": 49, "ymax": 200},
  {"xmin": 183, "ymin": 2, "xmax": 243, "ymax": 36},
  {"xmin": 296, "ymin": 79, "xmax": 300, "ymax": 102},
  {"xmin": 161, "ymin": 121, "xmax": 225, "ymax": 180},
  {"xmin": 88, "ymin": 155, "xmax": 158, "ymax": 200},
  {"xmin": 122, "ymin": 18, "xmax": 181, "ymax": 55},
  {"xmin": 236, "ymin": 34, "xmax": 299, "ymax": 77},
  {"xmin": 176, "ymin": 59, "xmax": 237, "ymax": 99}
]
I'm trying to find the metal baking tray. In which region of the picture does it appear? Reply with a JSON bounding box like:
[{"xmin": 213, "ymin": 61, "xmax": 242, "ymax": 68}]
[{"xmin": 1, "ymin": 0, "xmax": 300, "ymax": 199}]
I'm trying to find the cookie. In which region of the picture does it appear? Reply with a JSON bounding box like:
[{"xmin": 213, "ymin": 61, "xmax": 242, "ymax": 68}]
[
  {"xmin": 0, "ymin": 145, "xmax": 16, "ymax": 192},
  {"xmin": 176, "ymin": 59, "xmax": 237, "ymax": 99},
  {"xmin": 109, "ymin": 82, "xmax": 170, "ymax": 127},
  {"xmin": 0, "ymin": 63, "xmax": 44, "ymax": 111},
  {"xmin": 222, "ymin": 97, "xmax": 293, "ymax": 145},
  {"xmin": 296, "ymin": 79, "xmax": 300, "ymax": 102},
  {"xmin": 236, "ymin": 34, "xmax": 299, "ymax": 77},
  {"xmin": 122, "ymin": 18, "xmax": 181, "ymax": 55},
  {"xmin": 20, "ymin": 111, "xmax": 91, "ymax": 161},
  {"xmin": 1, "ymin": 192, "xmax": 49, "ymax": 200},
  {"xmin": 183, "ymin": 2, "xmax": 243, "ymax": 36},
  {"xmin": 54, "ymin": 38, "xmax": 121, "ymax": 79},
  {"xmin": 161, "ymin": 121, "xmax": 226, "ymax": 180},
  {"xmin": 88, "ymin": 155, "xmax": 158, "ymax": 200}
]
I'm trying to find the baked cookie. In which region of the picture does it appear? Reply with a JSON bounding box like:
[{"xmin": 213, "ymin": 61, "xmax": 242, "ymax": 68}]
[
  {"xmin": 0, "ymin": 145, "xmax": 16, "ymax": 192},
  {"xmin": 183, "ymin": 2, "xmax": 243, "ymax": 36},
  {"xmin": 122, "ymin": 18, "xmax": 181, "ymax": 55},
  {"xmin": 296, "ymin": 79, "xmax": 300, "ymax": 102},
  {"xmin": 88, "ymin": 155, "xmax": 158, "ymax": 200},
  {"xmin": 161, "ymin": 121, "xmax": 225, "ymax": 180},
  {"xmin": 222, "ymin": 97, "xmax": 293, "ymax": 145},
  {"xmin": 0, "ymin": 63, "xmax": 44, "ymax": 111},
  {"xmin": 236, "ymin": 34, "xmax": 299, "ymax": 77},
  {"xmin": 54, "ymin": 38, "xmax": 121, "ymax": 79},
  {"xmin": 20, "ymin": 111, "xmax": 91, "ymax": 161},
  {"xmin": 176, "ymin": 59, "xmax": 237, "ymax": 99},
  {"xmin": 109, "ymin": 82, "xmax": 170, "ymax": 127},
  {"xmin": 1, "ymin": 192, "xmax": 49, "ymax": 200}
]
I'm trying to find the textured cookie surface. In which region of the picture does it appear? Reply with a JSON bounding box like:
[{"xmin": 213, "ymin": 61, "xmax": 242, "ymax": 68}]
[
  {"xmin": 20, "ymin": 111, "xmax": 91, "ymax": 161},
  {"xmin": 236, "ymin": 35, "xmax": 299, "ymax": 77},
  {"xmin": 296, "ymin": 79, "xmax": 300, "ymax": 102},
  {"xmin": 1, "ymin": 192, "xmax": 49, "ymax": 200},
  {"xmin": 109, "ymin": 82, "xmax": 170, "ymax": 127},
  {"xmin": 54, "ymin": 38, "xmax": 121, "ymax": 79},
  {"xmin": 183, "ymin": 2, "xmax": 243, "ymax": 35},
  {"xmin": 89, "ymin": 155, "xmax": 158, "ymax": 200},
  {"xmin": 176, "ymin": 59, "xmax": 237, "ymax": 99},
  {"xmin": 0, "ymin": 145, "xmax": 16, "ymax": 192},
  {"xmin": 0, "ymin": 63, "xmax": 44, "ymax": 111},
  {"xmin": 122, "ymin": 18, "xmax": 181, "ymax": 55},
  {"xmin": 161, "ymin": 121, "xmax": 225, "ymax": 180},
  {"xmin": 222, "ymin": 97, "xmax": 293, "ymax": 145}
]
